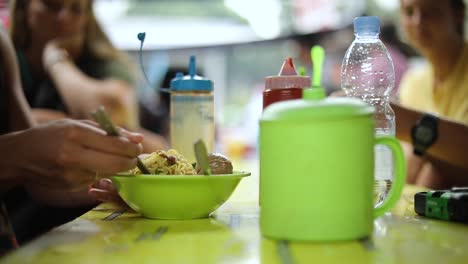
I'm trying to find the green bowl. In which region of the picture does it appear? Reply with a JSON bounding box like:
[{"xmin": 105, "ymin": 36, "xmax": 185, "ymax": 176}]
[{"xmin": 111, "ymin": 171, "xmax": 250, "ymax": 220}]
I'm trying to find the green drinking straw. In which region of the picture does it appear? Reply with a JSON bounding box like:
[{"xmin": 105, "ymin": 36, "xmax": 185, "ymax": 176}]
[
  {"xmin": 311, "ymin": 45, "xmax": 325, "ymax": 88},
  {"xmin": 303, "ymin": 45, "xmax": 326, "ymax": 100}
]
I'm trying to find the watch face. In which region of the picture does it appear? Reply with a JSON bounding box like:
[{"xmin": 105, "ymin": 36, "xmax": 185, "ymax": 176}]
[{"xmin": 415, "ymin": 126, "xmax": 434, "ymax": 144}]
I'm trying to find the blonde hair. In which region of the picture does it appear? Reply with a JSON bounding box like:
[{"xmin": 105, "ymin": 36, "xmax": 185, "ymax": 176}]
[{"xmin": 10, "ymin": 0, "xmax": 124, "ymax": 62}]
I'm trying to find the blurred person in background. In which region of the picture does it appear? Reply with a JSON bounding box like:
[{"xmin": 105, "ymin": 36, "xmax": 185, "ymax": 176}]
[
  {"xmin": 380, "ymin": 22, "xmax": 414, "ymax": 96},
  {"xmin": 9, "ymin": 0, "xmax": 167, "ymax": 152},
  {"xmin": 393, "ymin": 0, "xmax": 468, "ymax": 188},
  {"xmin": 0, "ymin": 24, "xmax": 139, "ymax": 248}
]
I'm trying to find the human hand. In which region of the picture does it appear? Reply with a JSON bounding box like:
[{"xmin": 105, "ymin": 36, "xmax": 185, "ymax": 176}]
[
  {"xmin": 25, "ymin": 178, "xmax": 128, "ymax": 208},
  {"xmin": 17, "ymin": 119, "xmax": 143, "ymax": 191},
  {"xmin": 88, "ymin": 178, "xmax": 127, "ymax": 206},
  {"xmin": 43, "ymin": 34, "xmax": 84, "ymax": 70}
]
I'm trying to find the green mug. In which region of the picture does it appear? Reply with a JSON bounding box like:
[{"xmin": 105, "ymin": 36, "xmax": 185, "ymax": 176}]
[{"xmin": 259, "ymin": 94, "xmax": 406, "ymax": 241}]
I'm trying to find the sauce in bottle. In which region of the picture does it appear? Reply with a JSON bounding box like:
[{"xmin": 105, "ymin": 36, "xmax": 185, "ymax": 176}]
[
  {"xmin": 263, "ymin": 57, "xmax": 311, "ymax": 110},
  {"xmin": 170, "ymin": 56, "xmax": 214, "ymax": 163}
]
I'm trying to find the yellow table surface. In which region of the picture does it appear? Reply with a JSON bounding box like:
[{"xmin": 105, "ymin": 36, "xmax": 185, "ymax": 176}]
[{"xmin": 2, "ymin": 160, "xmax": 468, "ymax": 264}]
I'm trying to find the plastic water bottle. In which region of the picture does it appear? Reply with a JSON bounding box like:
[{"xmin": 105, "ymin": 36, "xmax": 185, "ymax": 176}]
[
  {"xmin": 170, "ymin": 55, "xmax": 214, "ymax": 163},
  {"xmin": 341, "ymin": 16, "xmax": 395, "ymax": 204}
]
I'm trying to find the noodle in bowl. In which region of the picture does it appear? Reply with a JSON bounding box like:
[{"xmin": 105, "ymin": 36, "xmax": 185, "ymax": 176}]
[{"xmin": 128, "ymin": 149, "xmax": 197, "ymax": 175}]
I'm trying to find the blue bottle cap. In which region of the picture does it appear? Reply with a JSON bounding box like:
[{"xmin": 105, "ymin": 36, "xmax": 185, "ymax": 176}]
[
  {"xmin": 353, "ymin": 16, "xmax": 380, "ymax": 35},
  {"xmin": 170, "ymin": 55, "xmax": 213, "ymax": 91}
]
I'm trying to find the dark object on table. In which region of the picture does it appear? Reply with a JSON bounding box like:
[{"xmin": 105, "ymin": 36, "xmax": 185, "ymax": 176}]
[{"xmin": 415, "ymin": 187, "xmax": 468, "ymax": 223}]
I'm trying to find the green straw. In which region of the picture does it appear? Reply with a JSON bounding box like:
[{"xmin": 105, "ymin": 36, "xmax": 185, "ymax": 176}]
[{"xmin": 311, "ymin": 45, "xmax": 325, "ymax": 88}]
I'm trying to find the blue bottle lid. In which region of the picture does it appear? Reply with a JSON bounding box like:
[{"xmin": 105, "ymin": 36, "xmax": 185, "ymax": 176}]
[
  {"xmin": 170, "ymin": 55, "xmax": 213, "ymax": 91},
  {"xmin": 353, "ymin": 16, "xmax": 380, "ymax": 35}
]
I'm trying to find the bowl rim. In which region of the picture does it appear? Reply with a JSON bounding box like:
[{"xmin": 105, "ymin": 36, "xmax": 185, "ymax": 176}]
[{"xmin": 113, "ymin": 170, "xmax": 251, "ymax": 180}]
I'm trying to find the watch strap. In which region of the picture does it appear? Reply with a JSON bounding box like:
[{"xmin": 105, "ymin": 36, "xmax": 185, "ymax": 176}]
[{"xmin": 412, "ymin": 113, "xmax": 439, "ymax": 156}]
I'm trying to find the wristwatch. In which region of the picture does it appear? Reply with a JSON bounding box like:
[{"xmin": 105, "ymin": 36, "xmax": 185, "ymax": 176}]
[{"xmin": 411, "ymin": 113, "xmax": 439, "ymax": 156}]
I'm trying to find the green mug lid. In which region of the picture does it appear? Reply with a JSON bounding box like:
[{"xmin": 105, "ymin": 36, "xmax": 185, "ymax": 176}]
[{"xmin": 260, "ymin": 97, "xmax": 374, "ymax": 122}]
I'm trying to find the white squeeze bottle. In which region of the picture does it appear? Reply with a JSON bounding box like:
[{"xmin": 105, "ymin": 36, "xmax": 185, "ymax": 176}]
[
  {"xmin": 341, "ymin": 16, "xmax": 395, "ymax": 204},
  {"xmin": 170, "ymin": 55, "xmax": 214, "ymax": 163}
]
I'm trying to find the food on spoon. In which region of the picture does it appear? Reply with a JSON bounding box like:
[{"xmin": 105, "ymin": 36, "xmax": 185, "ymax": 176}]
[
  {"xmin": 129, "ymin": 149, "xmax": 197, "ymax": 175},
  {"xmin": 197, "ymin": 153, "xmax": 233, "ymax": 175}
]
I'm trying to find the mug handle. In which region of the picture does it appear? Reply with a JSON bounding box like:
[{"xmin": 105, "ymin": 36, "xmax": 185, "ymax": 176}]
[{"xmin": 373, "ymin": 136, "xmax": 407, "ymax": 218}]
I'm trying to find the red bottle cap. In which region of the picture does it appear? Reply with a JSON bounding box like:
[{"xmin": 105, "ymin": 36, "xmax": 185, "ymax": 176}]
[{"xmin": 265, "ymin": 57, "xmax": 310, "ymax": 89}]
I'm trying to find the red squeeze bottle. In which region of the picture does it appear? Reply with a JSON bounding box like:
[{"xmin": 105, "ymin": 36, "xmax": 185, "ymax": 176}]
[{"xmin": 263, "ymin": 57, "xmax": 311, "ymax": 110}]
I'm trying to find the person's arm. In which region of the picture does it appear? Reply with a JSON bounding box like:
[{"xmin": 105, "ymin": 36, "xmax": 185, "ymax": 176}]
[
  {"xmin": 1, "ymin": 119, "xmax": 143, "ymax": 206},
  {"xmin": 43, "ymin": 42, "xmax": 168, "ymax": 151},
  {"xmin": 0, "ymin": 26, "xmax": 34, "ymax": 131},
  {"xmin": 0, "ymin": 133, "xmax": 28, "ymax": 189},
  {"xmin": 392, "ymin": 102, "xmax": 468, "ymax": 171},
  {"xmin": 30, "ymin": 108, "xmax": 168, "ymax": 153},
  {"xmin": 31, "ymin": 108, "xmax": 68, "ymax": 124},
  {"xmin": 45, "ymin": 55, "xmax": 136, "ymax": 128},
  {"xmin": 1, "ymin": 28, "xmax": 143, "ymax": 207}
]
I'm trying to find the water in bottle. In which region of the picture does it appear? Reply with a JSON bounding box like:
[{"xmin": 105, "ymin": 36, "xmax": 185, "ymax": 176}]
[{"xmin": 341, "ymin": 16, "xmax": 395, "ymax": 204}]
